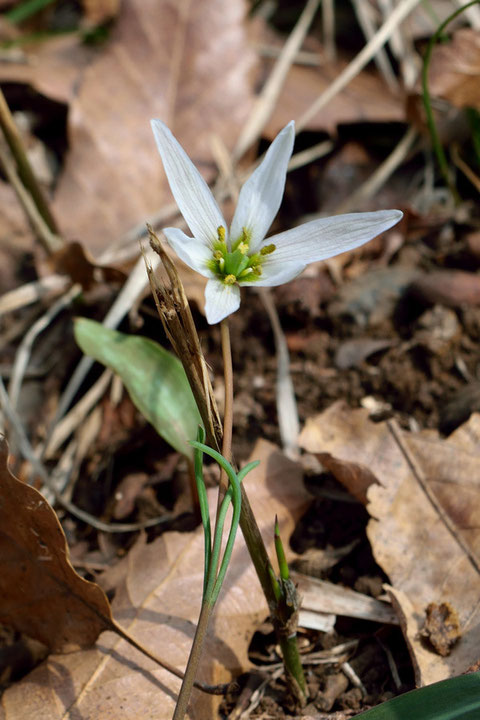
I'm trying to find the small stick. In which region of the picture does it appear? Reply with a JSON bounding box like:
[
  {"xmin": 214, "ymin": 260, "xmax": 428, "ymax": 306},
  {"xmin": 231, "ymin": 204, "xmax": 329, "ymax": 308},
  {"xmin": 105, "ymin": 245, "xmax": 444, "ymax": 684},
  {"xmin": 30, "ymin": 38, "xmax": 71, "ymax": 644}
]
[
  {"xmin": 0, "ymin": 87, "xmax": 58, "ymax": 235},
  {"xmin": 0, "ymin": 136, "xmax": 62, "ymax": 253},
  {"xmin": 297, "ymin": 0, "xmax": 422, "ymax": 132},
  {"xmin": 233, "ymin": 0, "xmax": 321, "ymax": 159}
]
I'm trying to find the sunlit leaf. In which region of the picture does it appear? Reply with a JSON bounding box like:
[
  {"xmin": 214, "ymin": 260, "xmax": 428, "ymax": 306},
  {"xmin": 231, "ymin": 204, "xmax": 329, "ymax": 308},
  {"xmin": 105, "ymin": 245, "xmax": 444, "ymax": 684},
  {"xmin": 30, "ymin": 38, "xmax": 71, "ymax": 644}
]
[{"xmin": 74, "ymin": 318, "xmax": 201, "ymax": 459}]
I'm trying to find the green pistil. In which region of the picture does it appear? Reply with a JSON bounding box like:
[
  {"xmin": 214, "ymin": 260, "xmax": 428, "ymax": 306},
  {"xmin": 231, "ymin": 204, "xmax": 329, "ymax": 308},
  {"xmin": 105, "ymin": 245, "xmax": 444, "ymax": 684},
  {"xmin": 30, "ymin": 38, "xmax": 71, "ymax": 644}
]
[{"xmin": 210, "ymin": 227, "xmax": 275, "ymax": 285}]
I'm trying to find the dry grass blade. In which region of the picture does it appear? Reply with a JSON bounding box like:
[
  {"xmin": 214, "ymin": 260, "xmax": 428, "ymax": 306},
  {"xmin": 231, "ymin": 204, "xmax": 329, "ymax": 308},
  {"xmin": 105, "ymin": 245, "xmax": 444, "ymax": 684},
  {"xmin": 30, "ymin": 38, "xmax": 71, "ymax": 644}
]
[
  {"xmin": 335, "ymin": 125, "xmax": 418, "ymax": 213},
  {"xmin": 259, "ymin": 288, "xmax": 299, "ymax": 459},
  {"xmin": 297, "ymin": 0, "xmax": 422, "ymax": 132},
  {"xmin": 0, "ymin": 275, "xmax": 70, "ymax": 316},
  {"xmin": 234, "ymin": 0, "xmax": 321, "ymax": 159},
  {"xmin": 0, "ymin": 136, "xmax": 62, "ymax": 254},
  {"xmin": 8, "ymin": 285, "xmax": 80, "ymax": 410},
  {"xmin": 351, "ymin": 0, "xmax": 398, "ymax": 91}
]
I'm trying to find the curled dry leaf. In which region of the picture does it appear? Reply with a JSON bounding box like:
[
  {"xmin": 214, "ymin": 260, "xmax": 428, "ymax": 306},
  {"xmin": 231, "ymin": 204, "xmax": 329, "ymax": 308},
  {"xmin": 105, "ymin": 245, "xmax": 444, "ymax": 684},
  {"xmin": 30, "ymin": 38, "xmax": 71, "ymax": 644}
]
[
  {"xmin": 1, "ymin": 440, "xmax": 310, "ymax": 719},
  {"xmin": 0, "ymin": 437, "xmax": 112, "ymax": 652},
  {"xmin": 299, "ymin": 402, "xmax": 480, "ymax": 685}
]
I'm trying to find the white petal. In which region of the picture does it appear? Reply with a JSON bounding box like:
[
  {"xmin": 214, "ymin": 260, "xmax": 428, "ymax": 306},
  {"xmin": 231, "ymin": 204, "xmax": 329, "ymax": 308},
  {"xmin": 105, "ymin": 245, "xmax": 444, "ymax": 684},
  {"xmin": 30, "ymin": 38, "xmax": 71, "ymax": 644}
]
[
  {"xmin": 230, "ymin": 122, "xmax": 295, "ymax": 252},
  {"xmin": 267, "ymin": 210, "xmax": 403, "ymax": 265},
  {"xmin": 163, "ymin": 227, "xmax": 213, "ymax": 278},
  {"xmin": 151, "ymin": 120, "xmax": 226, "ymax": 247},
  {"xmin": 240, "ymin": 263, "xmax": 306, "ymax": 287},
  {"xmin": 204, "ymin": 279, "xmax": 241, "ymax": 324}
]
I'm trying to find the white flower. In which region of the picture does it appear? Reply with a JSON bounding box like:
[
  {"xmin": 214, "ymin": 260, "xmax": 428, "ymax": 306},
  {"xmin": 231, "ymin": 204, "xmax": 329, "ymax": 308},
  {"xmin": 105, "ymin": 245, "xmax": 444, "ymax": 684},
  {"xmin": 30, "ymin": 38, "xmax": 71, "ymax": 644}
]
[{"xmin": 151, "ymin": 120, "xmax": 403, "ymax": 325}]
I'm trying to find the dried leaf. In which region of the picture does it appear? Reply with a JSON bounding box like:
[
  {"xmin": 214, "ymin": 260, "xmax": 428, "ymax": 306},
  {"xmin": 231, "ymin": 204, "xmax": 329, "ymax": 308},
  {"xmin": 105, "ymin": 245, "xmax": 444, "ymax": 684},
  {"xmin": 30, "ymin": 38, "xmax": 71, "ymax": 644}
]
[
  {"xmin": 428, "ymin": 28, "xmax": 480, "ymax": 111},
  {"xmin": 1, "ymin": 440, "xmax": 310, "ymax": 719},
  {"xmin": 51, "ymin": 241, "xmax": 126, "ymax": 289},
  {"xmin": 0, "ymin": 437, "xmax": 111, "ymax": 652},
  {"xmin": 51, "ymin": 0, "xmax": 255, "ymax": 252},
  {"xmin": 263, "ymin": 53, "xmax": 403, "ymax": 138},
  {"xmin": 299, "ymin": 403, "xmax": 480, "ymax": 685}
]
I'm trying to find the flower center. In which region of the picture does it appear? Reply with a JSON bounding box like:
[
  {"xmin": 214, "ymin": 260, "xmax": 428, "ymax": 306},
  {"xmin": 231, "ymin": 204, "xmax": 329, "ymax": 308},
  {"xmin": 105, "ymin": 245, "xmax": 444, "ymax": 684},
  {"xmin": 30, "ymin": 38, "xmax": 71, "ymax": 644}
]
[{"xmin": 208, "ymin": 226, "xmax": 276, "ymax": 284}]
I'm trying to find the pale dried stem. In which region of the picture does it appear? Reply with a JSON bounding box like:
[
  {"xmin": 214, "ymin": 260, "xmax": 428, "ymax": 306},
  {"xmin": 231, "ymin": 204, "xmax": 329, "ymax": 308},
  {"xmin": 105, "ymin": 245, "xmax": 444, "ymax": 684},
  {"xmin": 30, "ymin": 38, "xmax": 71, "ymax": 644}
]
[
  {"xmin": 8, "ymin": 284, "xmax": 81, "ymax": 411},
  {"xmin": 322, "ymin": 0, "xmax": 336, "ymax": 62},
  {"xmin": 297, "ymin": 0, "xmax": 422, "ymax": 132},
  {"xmin": 259, "ymin": 288, "xmax": 299, "ymax": 459},
  {"xmin": 0, "ymin": 136, "xmax": 62, "ymax": 254},
  {"xmin": 0, "ymin": 86, "xmax": 59, "ymax": 237},
  {"xmin": 351, "ymin": 0, "xmax": 398, "ymax": 91},
  {"xmin": 334, "ymin": 125, "xmax": 418, "ymax": 214},
  {"xmin": 234, "ymin": 0, "xmax": 321, "ymax": 159}
]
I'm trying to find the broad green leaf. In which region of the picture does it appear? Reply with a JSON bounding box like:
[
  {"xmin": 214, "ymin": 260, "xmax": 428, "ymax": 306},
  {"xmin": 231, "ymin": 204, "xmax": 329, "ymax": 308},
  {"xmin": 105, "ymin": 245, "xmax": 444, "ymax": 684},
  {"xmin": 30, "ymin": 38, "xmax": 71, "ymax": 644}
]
[
  {"xmin": 74, "ymin": 318, "xmax": 202, "ymax": 459},
  {"xmin": 356, "ymin": 672, "xmax": 480, "ymax": 719}
]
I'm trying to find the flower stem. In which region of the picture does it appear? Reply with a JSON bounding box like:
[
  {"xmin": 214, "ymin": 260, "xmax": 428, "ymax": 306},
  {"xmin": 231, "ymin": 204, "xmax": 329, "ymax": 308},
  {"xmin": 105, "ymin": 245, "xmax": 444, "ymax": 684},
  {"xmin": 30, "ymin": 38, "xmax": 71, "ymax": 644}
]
[
  {"xmin": 172, "ymin": 601, "xmax": 213, "ymax": 720},
  {"xmin": 220, "ymin": 319, "xmax": 234, "ymax": 482}
]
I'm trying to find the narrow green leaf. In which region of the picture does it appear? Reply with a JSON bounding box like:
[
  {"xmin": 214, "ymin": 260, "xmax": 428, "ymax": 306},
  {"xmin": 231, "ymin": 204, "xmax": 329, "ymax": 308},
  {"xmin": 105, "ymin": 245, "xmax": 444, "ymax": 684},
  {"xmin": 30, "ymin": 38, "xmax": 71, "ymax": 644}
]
[
  {"xmin": 356, "ymin": 672, "xmax": 480, "ymax": 719},
  {"xmin": 74, "ymin": 318, "xmax": 202, "ymax": 459}
]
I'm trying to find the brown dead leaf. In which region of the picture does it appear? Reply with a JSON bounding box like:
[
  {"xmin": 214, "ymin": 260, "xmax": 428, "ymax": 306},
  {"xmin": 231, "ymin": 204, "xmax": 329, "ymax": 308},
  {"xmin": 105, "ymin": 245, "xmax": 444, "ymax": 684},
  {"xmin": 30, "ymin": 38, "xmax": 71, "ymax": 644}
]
[
  {"xmin": 50, "ymin": 241, "xmax": 126, "ymax": 289},
  {"xmin": 51, "ymin": 0, "xmax": 255, "ymax": 253},
  {"xmin": 0, "ymin": 35, "xmax": 95, "ymax": 105},
  {"xmin": 1, "ymin": 440, "xmax": 310, "ymax": 719},
  {"xmin": 428, "ymin": 28, "xmax": 480, "ymax": 111},
  {"xmin": 0, "ymin": 437, "xmax": 112, "ymax": 652},
  {"xmin": 299, "ymin": 402, "xmax": 480, "ymax": 685}
]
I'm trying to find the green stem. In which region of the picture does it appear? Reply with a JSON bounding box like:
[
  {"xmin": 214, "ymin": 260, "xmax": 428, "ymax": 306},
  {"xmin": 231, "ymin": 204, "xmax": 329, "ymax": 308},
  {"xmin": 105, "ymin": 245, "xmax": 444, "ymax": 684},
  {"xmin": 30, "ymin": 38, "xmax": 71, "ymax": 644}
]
[{"xmin": 422, "ymin": 0, "xmax": 480, "ymax": 203}]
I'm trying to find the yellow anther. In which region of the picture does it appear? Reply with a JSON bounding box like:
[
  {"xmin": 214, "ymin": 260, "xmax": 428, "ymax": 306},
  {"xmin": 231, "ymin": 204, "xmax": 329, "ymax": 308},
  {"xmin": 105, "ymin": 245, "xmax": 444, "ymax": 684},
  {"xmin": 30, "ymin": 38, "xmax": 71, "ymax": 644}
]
[
  {"xmin": 224, "ymin": 274, "xmax": 236, "ymax": 285},
  {"xmin": 217, "ymin": 226, "xmax": 226, "ymax": 242},
  {"xmin": 251, "ymin": 265, "xmax": 262, "ymax": 276},
  {"xmin": 242, "ymin": 227, "xmax": 252, "ymax": 244},
  {"xmin": 213, "ymin": 250, "xmax": 223, "ymax": 260},
  {"xmin": 260, "ymin": 243, "xmax": 276, "ymax": 256},
  {"xmin": 238, "ymin": 242, "xmax": 249, "ymax": 255}
]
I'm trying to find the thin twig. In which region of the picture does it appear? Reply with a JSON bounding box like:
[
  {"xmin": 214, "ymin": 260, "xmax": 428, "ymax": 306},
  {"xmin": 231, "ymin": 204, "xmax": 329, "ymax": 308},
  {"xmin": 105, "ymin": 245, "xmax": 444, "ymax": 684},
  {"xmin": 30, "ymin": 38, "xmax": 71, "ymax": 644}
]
[
  {"xmin": 0, "ymin": 135, "xmax": 62, "ymax": 254},
  {"xmin": 0, "ymin": 86, "xmax": 58, "ymax": 235}
]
